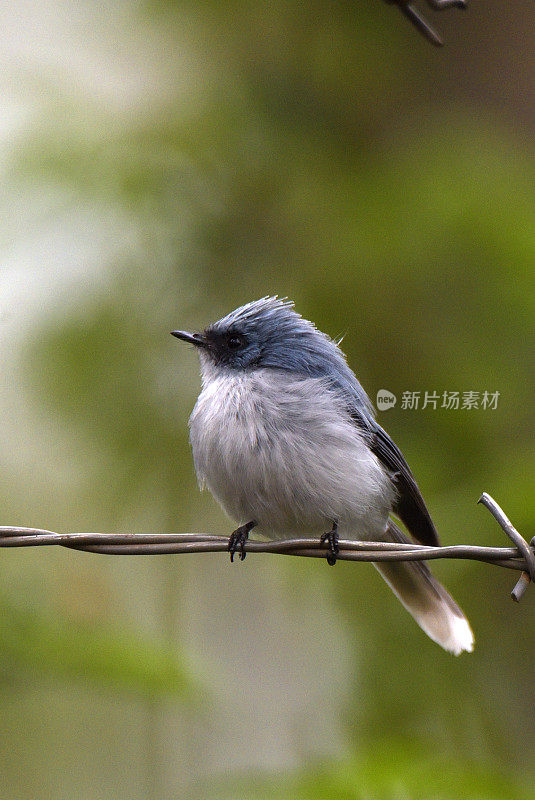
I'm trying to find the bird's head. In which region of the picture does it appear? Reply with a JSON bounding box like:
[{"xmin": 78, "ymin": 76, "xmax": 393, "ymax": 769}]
[
  {"xmin": 172, "ymin": 297, "xmax": 334, "ymax": 373},
  {"xmin": 171, "ymin": 297, "xmax": 373, "ymax": 417},
  {"xmin": 172, "ymin": 296, "xmax": 375, "ymax": 416}
]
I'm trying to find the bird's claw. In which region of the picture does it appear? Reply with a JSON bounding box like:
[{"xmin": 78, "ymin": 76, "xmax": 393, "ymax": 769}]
[
  {"xmin": 320, "ymin": 522, "xmax": 339, "ymax": 567},
  {"xmin": 228, "ymin": 521, "xmax": 255, "ymax": 562}
]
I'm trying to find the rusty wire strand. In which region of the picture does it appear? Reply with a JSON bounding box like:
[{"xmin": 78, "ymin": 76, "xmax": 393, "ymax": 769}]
[{"xmin": 1, "ymin": 494, "xmax": 532, "ymax": 601}]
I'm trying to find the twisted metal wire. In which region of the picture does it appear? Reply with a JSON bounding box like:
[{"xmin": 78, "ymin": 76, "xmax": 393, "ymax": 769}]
[{"xmin": 1, "ymin": 494, "xmax": 532, "ymax": 601}]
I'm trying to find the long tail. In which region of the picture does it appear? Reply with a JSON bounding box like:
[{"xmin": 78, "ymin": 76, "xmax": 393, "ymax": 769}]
[{"xmin": 374, "ymin": 521, "xmax": 474, "ymax": 655}]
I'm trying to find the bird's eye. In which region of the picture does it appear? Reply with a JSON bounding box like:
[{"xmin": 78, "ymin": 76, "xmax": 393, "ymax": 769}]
[{"xmin": 227, "ymin": 334, "xmax": 244, "ymax": 349}]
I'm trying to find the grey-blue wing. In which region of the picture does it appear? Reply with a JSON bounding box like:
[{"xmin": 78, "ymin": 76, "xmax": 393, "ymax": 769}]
[
  {"xmin": 368, "ymin": 421, "xmax": 440, "ymax": 547},
  {"xmin": 328, "ymin": 374, "xmax": 440, "ymax": 546},
  {"xmin": 289, "ymin": 347, "xmax": 440, "ymax": 547}
]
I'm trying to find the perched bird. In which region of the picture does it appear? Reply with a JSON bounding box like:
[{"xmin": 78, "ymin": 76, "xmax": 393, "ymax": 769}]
[{"xmin": 172, "ymin": 298, "xmax": 474, "ymax": 655}]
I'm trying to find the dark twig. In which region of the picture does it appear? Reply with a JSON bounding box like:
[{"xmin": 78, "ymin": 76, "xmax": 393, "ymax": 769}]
[
  {"xmin": 0, "ymin": 495, "xmax": 532, "ymax": 602},
  {"xmin": 383, "ymin": 0, "xmax": 467, "ymax": 47},
  {"xmin": 397, "ymin": 2, "xmax": 443, "ymax": 46}
]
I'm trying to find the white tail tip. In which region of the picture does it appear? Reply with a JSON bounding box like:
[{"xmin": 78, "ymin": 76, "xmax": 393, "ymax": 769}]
[
  {"xmin": 417, "ymin": 605, "xmax": 474, "ymax": 655},
  {"xmin": 443, "ymin": 613, "xmax": 475, "ymax": 656}
]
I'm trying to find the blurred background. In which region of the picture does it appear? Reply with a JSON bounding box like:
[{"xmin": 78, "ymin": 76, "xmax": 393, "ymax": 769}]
[{"xmin": 0, "ymin": 1, "xmax": 534, "ymax": 798}]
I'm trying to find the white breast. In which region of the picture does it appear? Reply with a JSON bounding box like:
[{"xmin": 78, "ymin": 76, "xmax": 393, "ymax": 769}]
[{"xmin": 189, "ymin": 367, "xmax": 395, "ymax": 540}]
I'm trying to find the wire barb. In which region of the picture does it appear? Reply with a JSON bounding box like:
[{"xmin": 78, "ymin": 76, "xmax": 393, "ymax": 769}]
[
  {"xmin": 0, "ymin": 495, "xmax": 532, "ymax": 603},
  {"xmin": 477, "ymin": 493, "xmax": 534, "ymax": 602}
]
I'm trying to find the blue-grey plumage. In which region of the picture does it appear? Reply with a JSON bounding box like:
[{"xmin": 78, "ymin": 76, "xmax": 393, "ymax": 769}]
[{"xmin": 172, "ymin": 297, "xmax": 474, "ymax": 655}]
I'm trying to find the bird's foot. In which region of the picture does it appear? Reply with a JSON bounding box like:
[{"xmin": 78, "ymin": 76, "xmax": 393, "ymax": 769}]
[
  {"xmin": 320, "ymin": 521, "xmax": 339, "ymax": 566},
  {"xmin": 228, "ymin": 521, "xmax": 256, "ymax": 562}
]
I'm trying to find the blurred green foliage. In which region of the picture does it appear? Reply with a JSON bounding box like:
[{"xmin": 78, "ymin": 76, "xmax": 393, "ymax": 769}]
[
  {"xmin": 0, "ymin": 591, "xmax": 193, "ymax": 698},
  {"xmin": 211, "ymin": 744, "xmax": 532, "ymax": 800},
  {"xmin": 0, "ymin": 1, "xmax": 534, "ymax": 798}
]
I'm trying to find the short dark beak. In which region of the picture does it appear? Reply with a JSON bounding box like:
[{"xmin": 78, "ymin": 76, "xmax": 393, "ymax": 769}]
[{"xmin": 170, "ymin": 330, "xmax": 206, "ymax": 347}]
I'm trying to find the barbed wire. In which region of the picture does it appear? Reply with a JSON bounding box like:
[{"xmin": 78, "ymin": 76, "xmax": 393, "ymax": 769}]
[{"xmin": 1, "ymin": 494, "xmax": 533, "ymax": 602}]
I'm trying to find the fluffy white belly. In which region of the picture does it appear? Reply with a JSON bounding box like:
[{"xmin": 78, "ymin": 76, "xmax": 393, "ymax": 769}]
[{"xmin": 189, "ymin": 368, "xmax": 395, "ymax": 539}]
